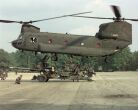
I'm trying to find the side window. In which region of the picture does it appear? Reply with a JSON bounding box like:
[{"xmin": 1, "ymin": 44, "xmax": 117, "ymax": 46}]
[{"xmin": 30, "ymin": 37, "xmax": 37, "ymax": 43}]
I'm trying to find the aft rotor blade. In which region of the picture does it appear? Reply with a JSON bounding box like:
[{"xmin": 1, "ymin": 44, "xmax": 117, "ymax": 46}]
[
  {"xmin": 70, "ymin": 15, "xmax": 114, "ymax": 20},
  {"xmin": 29, "ymin": 11, "xmax": 92, "ymax": 23},
  {"xmin": 111, "ymin": 5, "xmax": 121, "ymax": 18},
  {"xmin": 124, "ymin": 18, "xmax": 138, "ymax": 21}
]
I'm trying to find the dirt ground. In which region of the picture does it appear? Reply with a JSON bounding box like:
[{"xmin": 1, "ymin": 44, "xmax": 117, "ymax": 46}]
[{"xmin": 0, "ymin": 72, "xmax": 138, "ymax": 110}]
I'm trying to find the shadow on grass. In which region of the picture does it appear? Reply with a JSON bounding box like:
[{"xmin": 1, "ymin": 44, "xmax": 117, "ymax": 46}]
[{"xmin": 0, "ymin": 103, "xmax": 138, "ymax": 110}]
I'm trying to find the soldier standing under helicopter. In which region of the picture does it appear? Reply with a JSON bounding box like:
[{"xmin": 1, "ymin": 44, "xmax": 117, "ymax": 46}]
[{"xmin": 72, "ymin": 64, "xmax": 80, "ymax": 82}]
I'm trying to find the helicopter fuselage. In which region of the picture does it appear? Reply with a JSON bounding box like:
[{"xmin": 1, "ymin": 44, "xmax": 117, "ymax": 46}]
[{"xmin": 12, "ymin": 21, "xmax": 132, "ymax": 57}]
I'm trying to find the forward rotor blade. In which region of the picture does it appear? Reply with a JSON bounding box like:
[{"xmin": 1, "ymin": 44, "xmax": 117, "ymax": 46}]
[
  {"xmin": 69, "ymin": 15, "xmax": 113, "ymax": 20},
  {"xmin": 0, "ymin": 20, "xmax": 22, "ymax": 23},
  {"xmin": 28, "ymin": 11, "xmax": 92, "ymax": 23},
  {"xmin": 111, "ymin": 5, "xmax": 121, "ymax": 18},
  {"xmin": 0, "ymin": 11, "xmax": 92, "ymax": 24}
]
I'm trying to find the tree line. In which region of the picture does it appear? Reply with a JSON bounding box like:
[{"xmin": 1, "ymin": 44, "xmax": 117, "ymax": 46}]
[{"xmin": 0, "ymin": 47, "xmax": 138, "ymax": 71}]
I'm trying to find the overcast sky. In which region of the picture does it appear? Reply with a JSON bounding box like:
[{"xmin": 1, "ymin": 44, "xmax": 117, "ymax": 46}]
[{"xmin": 0, "ymin": 0, "xmax": 138, "ymax": 52}]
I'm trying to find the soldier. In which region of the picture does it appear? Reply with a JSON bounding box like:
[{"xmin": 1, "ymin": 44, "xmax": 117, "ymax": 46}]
[
  {"xmin": 87, "ymin": 66, "xmax": 96, "ymax": 81},
  {"xmin": 0, "ymin": 69, "xmax": 5, "ymax": 80},
  {"xmin": 32, "ymin": 75, "xmax": 37, "ymax": 80},
  {"xmin": 72, "ymin": 64, "xmax": 80, "ymax": 82},
  {"xmin": 15, "ymin": 75, "xmax": 22, "ymax": 84}
]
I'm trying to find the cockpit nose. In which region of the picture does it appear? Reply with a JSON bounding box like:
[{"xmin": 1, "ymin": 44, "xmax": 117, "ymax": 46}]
[
  {"xmin": 12, "ymin": 40, "xmax": 18, "ymax": 48},
  {"xmin": 12, "ymin": 40, "xmax": 22, "ymax": 49}
]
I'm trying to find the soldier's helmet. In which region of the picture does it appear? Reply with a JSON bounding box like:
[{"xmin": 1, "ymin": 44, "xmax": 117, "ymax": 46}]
[{"xmin": 20, "ymin": 75, "xmax": 23, "ymax": 78}]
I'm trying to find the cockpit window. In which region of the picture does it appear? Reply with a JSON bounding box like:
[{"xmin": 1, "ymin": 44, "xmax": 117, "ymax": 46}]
[
  {"xmin": 30, "ymin": 37, "xmax": 37, "ymax": 43},
  {"xmin": 18, "ymin": 34, "xmax": 23, "ymax": 40}
]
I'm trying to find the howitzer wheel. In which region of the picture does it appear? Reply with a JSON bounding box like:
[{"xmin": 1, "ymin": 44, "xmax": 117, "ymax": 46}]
[
  {"xmin": 37, "ymin": 75, "xmax": 48, "ymax": 82},
  {"xmin": 45, "ymin": 78, "xmax": 49, "ymax": 82}
]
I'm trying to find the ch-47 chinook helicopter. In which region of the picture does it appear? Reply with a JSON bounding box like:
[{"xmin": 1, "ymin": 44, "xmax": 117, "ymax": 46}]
[
  {"xmin": 0, "ymin": 5, "xmax": 137, "ymax": 59},
  {"xmin": 0, "ymin": 5, "xmax": 138, "ymax": 82}
]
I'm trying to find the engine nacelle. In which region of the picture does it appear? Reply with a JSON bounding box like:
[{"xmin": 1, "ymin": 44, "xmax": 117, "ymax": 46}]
[
  {"xmin": 96, "ymin": 21, "xmax": 132, "ymax": 43},
  {"xmin": 21, "ymin": 24, "xmax": 40, "ymax": 33}
]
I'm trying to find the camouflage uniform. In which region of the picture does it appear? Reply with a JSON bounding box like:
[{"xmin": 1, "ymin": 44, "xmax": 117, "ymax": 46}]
[
  {"xmin": 87, "ymin": 66, "xmax": 96, "ymax": 81},
  {"xmin": 72, "ymin": 65, "xmax": 80, "ymax": 82},
  {"xmin": 0, "ymin": 69, "xmax": 5, "ymax": 80},
  {"xmin": 15, "ymin": 75, "xmax": 22, "ymax": 84}
]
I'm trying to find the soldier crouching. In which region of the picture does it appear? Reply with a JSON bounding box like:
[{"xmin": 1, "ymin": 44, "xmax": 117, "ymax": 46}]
[
  {"xmin": 15, "ymin": 75, "xmax": 22, "ymax": 84},
  {"xmin": 32, "ymin": 75, "xmax": 37, "ymax": 80}
]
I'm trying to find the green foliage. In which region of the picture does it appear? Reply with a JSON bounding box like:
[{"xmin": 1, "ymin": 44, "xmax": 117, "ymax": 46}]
[
  {"xmin": 11, "ymin": 50, "xmax": 43, "ymax": 68},
  {"xmin": 112, "ymin": 47, "xmax": 132, "ymax": 71},
  {"xmin": 128, "ymin": 51, "xmax": 138, "ymax": 70},
  {"xmin": 0, "ymin": 49, "xmax": 11, "ymax": 68},
  {"xmin": 0, "ymin": 47, "xmax": 138, "ymax": 71}
]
